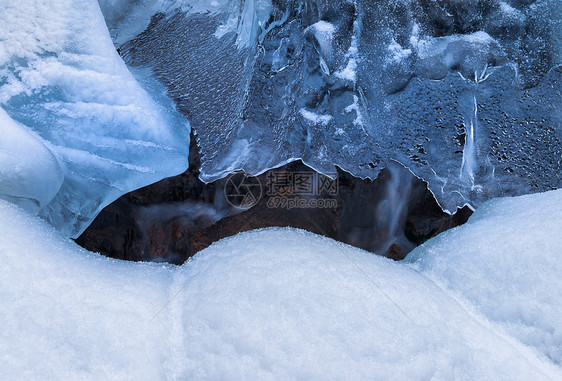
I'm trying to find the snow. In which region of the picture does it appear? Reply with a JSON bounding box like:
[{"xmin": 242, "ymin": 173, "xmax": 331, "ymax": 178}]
[
  {"xmin": 312, "ymin": 20, "xmax": 336, "ymax": 35},
  {"xmin": 2, "ymin": 189, "xmax": 562, "ymax": 379},
  {"xmin": 406, "ymin": 189, "xmax": 562, "ymax": 366},
  {"xmin": 387, "ymin": 39, "xmax": 412, "ymax": 63},
  {"xmin": 300, "ymin": 108, "xmax": 333, "ymax": 126},
  {"xmin": 0, "ymin": 200, "xmax": 173, "ymax": 379},
  {"xmin": 335, "ymin": 23, "xmax": 359, "ymax": 83},
  {"xmin": 334, "ymin": 57, "xmax": 357, "ymax": 82},
  {"xmin": 0, "ymin": 0, "xmax": 189, "ymax": 237},
  {"xmin": 499, "ymin": 1, "xmax": 524, "ymax": 19},
  {"xmin": 344, "ymin": 95, "xmax": 364, "ymax": 127},
  {"xmin": 0, "ymin": 0, "xmax": 69, "ymax": 66}
]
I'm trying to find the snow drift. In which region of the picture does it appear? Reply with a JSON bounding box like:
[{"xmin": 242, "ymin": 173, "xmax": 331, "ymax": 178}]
[
  {"xmin": 1, "ymin": 189, "xmax": 562, "ymax": 379},
  {"xmin": 406, "ymin": 189, "xmax": 562, "ymax": 366}
]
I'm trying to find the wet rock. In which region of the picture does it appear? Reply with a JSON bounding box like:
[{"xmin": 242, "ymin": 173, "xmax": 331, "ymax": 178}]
[{"xmin": 76, "ymin": 139, "xmax": 471, "ymax": 263}]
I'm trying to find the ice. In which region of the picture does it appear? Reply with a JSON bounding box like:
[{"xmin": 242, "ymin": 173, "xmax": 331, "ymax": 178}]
[
  {"xmin": 98, "ymin": 0, "xmax": 163, "ymax": 46},
  {"xmin": 116, "ymin": 0, "xmax": 561, "ymax": 212},
  {"xmin": 410, "ymin": 31, "xmax": 503, "ymax": 80},
  {"xmin": 0, "ymin": 0, "xmax": 190, "ymax": 237},
  {"xmin": 406, "ymin": 188, "xmax": 562, "ymax": 365},
  {"xmin": 0, "ymin": 109, "xmax": 63, "ymax": 212},
  {"xmin": 2, "ymin": 190, "xmax": 562, "ymax": 378},
  {"xmin": 309, "ymin": 21, "xmax": 336, "ymax": 58},
  {"xmin": 116, "ymin": 0, "xmax": 272, "ymax": 181}
]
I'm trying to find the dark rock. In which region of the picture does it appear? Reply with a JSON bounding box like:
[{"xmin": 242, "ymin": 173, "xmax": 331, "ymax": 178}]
[{"xmin": 76, "ymin": 138, "xmax": 472, "ymax": 263}]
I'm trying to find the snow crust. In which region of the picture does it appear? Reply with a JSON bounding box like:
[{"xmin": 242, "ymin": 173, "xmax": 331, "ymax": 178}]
[
  {"xmin": 2, "ymin": 189, "xmax": 562, "ymax": 379},
  {"xmin": 0, "ymin": 0, "xmax": 189, "ymax": 237}
]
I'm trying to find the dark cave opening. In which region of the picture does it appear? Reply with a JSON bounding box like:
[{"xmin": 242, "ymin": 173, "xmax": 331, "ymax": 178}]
[{"xmin": 76, "ymin": 135, "xmax": 472, "ymax": 264}]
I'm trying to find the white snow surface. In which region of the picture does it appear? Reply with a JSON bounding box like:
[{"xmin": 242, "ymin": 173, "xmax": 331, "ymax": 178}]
[
  {"xmin": 2, "ymin": 190, "xmax": 562, "ymax": 379},
  {"xmin": 335, "ymin": 22, "xmax": 359, "ymax": 83},
  {"xmin": 407, "ymin": 189, "xmax": 562, "ymax": 366},
  {"xmin": 0, "ymin": 0, "xmax": 189, "ymax": 237}
]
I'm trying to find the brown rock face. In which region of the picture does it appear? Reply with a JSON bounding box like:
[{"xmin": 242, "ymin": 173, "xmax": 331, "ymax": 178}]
[{"xmin": 76, "ymin": 137, "xmax": 471, "ymax": 264}]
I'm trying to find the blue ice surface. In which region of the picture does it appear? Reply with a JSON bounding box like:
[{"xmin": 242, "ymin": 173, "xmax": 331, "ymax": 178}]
[
  {"xmin": 0, "ymin": 0, "xmax": 190, "ymax": 237},
  {"xmin": 116, "ymin": 0, "xmax": 561, "ymax": 213}
]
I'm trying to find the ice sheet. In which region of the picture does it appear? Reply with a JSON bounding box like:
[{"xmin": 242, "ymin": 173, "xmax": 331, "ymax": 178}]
[{"xmin": 117, "ymin": 0, "xmax": 561, "ymax": 212}]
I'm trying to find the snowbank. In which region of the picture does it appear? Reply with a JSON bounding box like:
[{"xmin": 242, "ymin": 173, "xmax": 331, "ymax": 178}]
[
  {"xmin": 407, "ymin": 189, "xmax": 562, "ymax": 366},
  {"xmin": 1, "ymin": 190, "xmax": 562, "ymax": 379}
]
